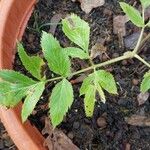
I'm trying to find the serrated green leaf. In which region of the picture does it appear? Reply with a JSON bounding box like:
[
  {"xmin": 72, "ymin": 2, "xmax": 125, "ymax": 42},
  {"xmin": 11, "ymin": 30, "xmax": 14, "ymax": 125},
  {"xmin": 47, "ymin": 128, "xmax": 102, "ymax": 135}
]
[
  {"xmin": 147, "ymin": 21, "xmax": 150, "ymax": 27},
  {"xmin": 80, "ymin": 72, "xmax": 108, "ymax": 116},
  {"xmin": 97, "ymin": 70, "xmax": 118, "ymax": 94},
  {"xmin": 62, "ymin": 14, "xmax": 90, "ymax": 52},
  {"xmin": 41, "ymin": 31, "xmax": 61, "ymax": 51},
  {"xmin": 17, "ymin": 43, "xmax": 44, "ymax": 80},
  {"xmin": 41, "ymin": 32, "xmax": 71, "ymax": 77},
  {"xmin": 49, "ymin": 78, "xmax": 73, "ymax": 127},
  {"xmin": 0, "ymin": 70, "xmax": 37, "ymax": 86},
  {"xmin": 120, "ymin": 2, "xmax": 144, "ymax": 27},
  {"xmin": 96, "ymin": 83, "xmax": 106, "ymax": 103},
  {"xmin": 0, "ymin": 82, "xmax": 27, "ymax": 107},
  {"xmin": 80, "ymin": 74, "xmax": 94, "ymax": 96},
  {"xmin": 84, "ymin": 85, "xmax": 96, "ymax": 117},
  {"xmin": 64, "ymin": 47, "xmax": 89, "ymax": 59},
  {"xmin": 140, "ymin": 71, "xmax": 150, "ymax": 93},
  {"xmin": 21, "ymin": 82, "xmax": 45, "ymax": 122},
  {"xmin": 140, "ymin": 0, "xmax": 150, "ymax": 9}
]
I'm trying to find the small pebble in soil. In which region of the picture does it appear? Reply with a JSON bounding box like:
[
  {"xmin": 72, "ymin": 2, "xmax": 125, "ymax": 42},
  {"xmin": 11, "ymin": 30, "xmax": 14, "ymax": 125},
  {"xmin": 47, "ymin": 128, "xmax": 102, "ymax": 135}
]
[
  {"xmin": 73, "ymin": 122, "xmax": 80, "ymax": 129},
  {"xmin": 112, "ymin": 52, "xmax": 119, "ymax": 58},
  {"xmin": 106, "ymin": 67, "xmax": 113, "ymax": 72},
  {"xmin": 118, "ymin": 98, "xmax": 133, "ymax": 109},
  {"xmin": 102, "ymin": 54, "xmax": 109, "ymax": 61},
  {"xmin": 67, "ymin": 132, "xmax": 74, "ymax": 140},
  {"xmin": 97, "ymin": 116, "xmax": 107, "ymax": 128},
  {"xmin": 122, "ymin": 60, "xmax": 128, "ymax": 65},
  {"xmin": 28, "ymin": 34, "xmax": 35, "ymax": 43},
  {"xmin": 132, "ymin": 78, "xmax": 139, "ymax": 86}
]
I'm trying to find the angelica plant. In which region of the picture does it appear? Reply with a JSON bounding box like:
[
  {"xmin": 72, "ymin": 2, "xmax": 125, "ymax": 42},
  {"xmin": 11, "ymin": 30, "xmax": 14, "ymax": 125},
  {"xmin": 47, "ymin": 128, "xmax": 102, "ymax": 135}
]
[{"xmin": 0, "ymin": 0, "xmax": 150, "ymax": 127}]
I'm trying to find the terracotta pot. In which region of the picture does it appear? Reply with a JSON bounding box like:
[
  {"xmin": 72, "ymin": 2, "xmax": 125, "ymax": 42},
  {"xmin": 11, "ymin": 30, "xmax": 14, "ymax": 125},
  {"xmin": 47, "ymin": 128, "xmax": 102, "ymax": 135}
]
[{"xmin": 0, "ymin": 0, "xmax": 46, "ymax": 149}]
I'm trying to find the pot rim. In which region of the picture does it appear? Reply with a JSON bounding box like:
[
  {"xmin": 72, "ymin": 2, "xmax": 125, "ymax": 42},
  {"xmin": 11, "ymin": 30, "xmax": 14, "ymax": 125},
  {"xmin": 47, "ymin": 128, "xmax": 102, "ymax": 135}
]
[{"xmin": 0, "ymin": 0, "xmax": 46, "ymax": 149}]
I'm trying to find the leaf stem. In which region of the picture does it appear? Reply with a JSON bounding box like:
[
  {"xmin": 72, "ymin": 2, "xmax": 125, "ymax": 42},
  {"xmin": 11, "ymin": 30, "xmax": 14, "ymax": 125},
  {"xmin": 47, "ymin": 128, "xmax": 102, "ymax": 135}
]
[
  {"xmin": 46, "ymin": 54, "xmax": 132, "ymax": 83},
  {"xmin": 72, "ymin": 54, "xmax": 130, "ymax": 76},
  {"xmin": 133, "ymin": 27, "xmax": 145, "ymax": 54},
  {"xmin": 46, "ymin": 22, "xmax": 150, "ymax": 83},
  {"xmin": 46, "ymin": 76, "xmax": 63, "ymax": 83},
  {"xmin": 134, "ymin": 54, "xmax": 150, "ymax": 68}
]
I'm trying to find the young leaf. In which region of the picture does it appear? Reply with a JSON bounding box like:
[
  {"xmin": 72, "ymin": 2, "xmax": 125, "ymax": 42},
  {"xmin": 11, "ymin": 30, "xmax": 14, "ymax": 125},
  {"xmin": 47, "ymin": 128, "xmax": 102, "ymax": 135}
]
[
  {"xmin": 84, "ymin": 85, "xmax": 96, "ymax": 117},
  {"xmin": 64, "ymin": 47, "xmax": 89, "ymax": 59},
  {"xmin": 97, "ymin": 70, "xmax": 118, "ymax": 94},
  {"xmin": 0, "ymin": 82, "xmax": 27, "ymax": 107},
  {"xmin": 140, "ymin": 0, "xmax": 150, "ymax": 9},
  {"xmin": 96, "ymin": 83, "xmax": 106, "ymax": 103},
  {"xmin": 80, "ymin": 72, "xmax": 106, "ymax": 116},
  {"xmin": 17, "ymin": 43, "xmax": 44, "ymax": 80},
  {"xmin": 147, "ymin": 21, "xmax": 150, "ymax": 27},
  {"xmin": 41, "ymin": 32, "xmax": 71, "ymax": 77},
  {"xmin": 49, "ymin": 79, "xmax": 73, "ymax": 127},
  {"xmin": 41, "ymin": 31, "xmax": 61, "ymax": 51},
  {"xmin": 140, "ymin": 71, "xmax": 150, "ymax": 93},
  {"xmin": 0, "ymin": 70, "xmax": 37, "ymax": 86},
  {"xmin": 80, "ymin": 74, "xmax": 94, "ymax": 96},
  {"xmin": 21, "ymin": 82, "xmax": 45, "ymax": 122},
  {"xmin": 62, "ymin": 14, "xmax": 90, "ymax": 52},
  {"xmin": 120, "ymin": 2, "xmax": 144, "ymax": 27}
]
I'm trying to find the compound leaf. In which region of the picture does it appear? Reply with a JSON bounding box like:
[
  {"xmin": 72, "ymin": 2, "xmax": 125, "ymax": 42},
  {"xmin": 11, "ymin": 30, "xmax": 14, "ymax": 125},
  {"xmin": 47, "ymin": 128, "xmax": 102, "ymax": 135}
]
[
  {"xmin": 97, "ymin": 70, "xmax": 117, "ymax": 94},
  {"xmin": 64, "ymin": 47, "xmax": 89, "ymax": 59},
  {"xmin": 49, "ymin": 79, "xmax": 73, "ymax": 127},
  {"xmin": 84, "ymin": 85, "xmax": 96, "ymax": 117},
  {"xmin": 17, "ymin": 43, "xmax": 44, "ymax": 80},
  {"xmin": 140, "ymin": 0, "xmax": 150, "ymax": 9},
  {"xmin": 21, "ymin": 82, "xmax": 45, "ymax": 122},
  {"xmin": 41, "ymin": 32, "xmax": 71, "ymax": 77},
  {"xmin": 120, "ymin": 2, "xmax": 144, "ymax": 27},
  {"xmin": 141, "ymin": 71, "xmax": 150, "ymax": 93},
  {"xmin": 0, "ymin": 70, "xmax": 36, "ymax": 86},
  {"xmin": 62, "ymin": 14, "xmax": 90, "ymax": 52}
]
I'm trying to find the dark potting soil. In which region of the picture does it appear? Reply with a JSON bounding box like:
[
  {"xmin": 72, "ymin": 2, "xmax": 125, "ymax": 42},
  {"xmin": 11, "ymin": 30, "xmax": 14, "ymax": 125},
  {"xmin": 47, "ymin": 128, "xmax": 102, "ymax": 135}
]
[
  {"xmin": 13, "ymin": 0, "xmax": 150, "ymax": 149},
  {"xmin": 0, "ymin": 121, "xmax": 17, "ymax": 150}
]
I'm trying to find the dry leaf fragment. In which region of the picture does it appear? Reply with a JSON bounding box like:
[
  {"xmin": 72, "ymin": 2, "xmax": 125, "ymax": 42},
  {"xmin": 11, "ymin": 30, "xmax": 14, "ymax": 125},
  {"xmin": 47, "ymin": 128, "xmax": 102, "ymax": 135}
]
[
  {"xmin": 126, "ymin": 115, "xmax": 150, "ymax": 126},
  {"xmin": 113, "ymin": 15, "xmax": 129, "ymax": 48},
  {"xmin": 42, "ymin": 118, "xmax": 79, "ymax": 150},
  {"xmin": 90, "ymin": 43, "xmax": 107, "ymax": 60},
  {"xmin": 137, "ymin": 92, "xmax": 149, "ymax": 106},
  {"xmin": 72, "ymin": 0, "xmax": 105, "ymax": 13},
  {"xmin": 49, "ymin": 14, "xmax": 62, "ymax": 35},
  {"xmin": 113, "ymin": 15, "xmax": 128, "ymax": 36},
  {"xmin": 70, "ymin": 74, "xmax": 87, "ymax": 84}
]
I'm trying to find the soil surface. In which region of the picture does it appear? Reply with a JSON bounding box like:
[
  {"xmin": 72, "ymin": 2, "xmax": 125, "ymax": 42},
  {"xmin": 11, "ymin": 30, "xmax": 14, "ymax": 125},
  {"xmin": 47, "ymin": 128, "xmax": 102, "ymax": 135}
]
[
  {"xmin": 13, "ymin": 0, "xmax": 150, "ymax": 149},
  {"xmin": 0, "ymin": 121, "xmax": 17, "ymax": 150}
]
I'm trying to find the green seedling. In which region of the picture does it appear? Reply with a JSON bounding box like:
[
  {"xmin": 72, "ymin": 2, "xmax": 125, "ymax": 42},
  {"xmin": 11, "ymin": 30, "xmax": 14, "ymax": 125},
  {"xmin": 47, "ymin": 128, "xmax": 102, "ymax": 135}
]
[{"xmin": 0, "ymin": 0, "xmax": 150, "ymax": 128}]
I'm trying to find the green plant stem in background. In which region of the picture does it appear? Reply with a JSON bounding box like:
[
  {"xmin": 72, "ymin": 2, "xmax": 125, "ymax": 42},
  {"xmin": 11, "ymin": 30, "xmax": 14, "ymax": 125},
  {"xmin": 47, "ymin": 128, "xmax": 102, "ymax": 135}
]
[
  {"xmin": 134, "ymin": 54, "xmax": 150, "ymax": 68},
  {"xmin": 138, "ymin": 33, "xmax": 150, "ymax": 53},
  {"xmin": 133, "ymin": 27, "xmax": 145, "ymax": 54}
]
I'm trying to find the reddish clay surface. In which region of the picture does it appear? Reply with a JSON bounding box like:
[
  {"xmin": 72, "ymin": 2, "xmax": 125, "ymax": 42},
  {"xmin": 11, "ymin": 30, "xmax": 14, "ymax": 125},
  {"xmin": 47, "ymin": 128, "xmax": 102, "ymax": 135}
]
[{"xmin": 0, "ymin": 0, "xmax": 46, "ymax": 149}]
